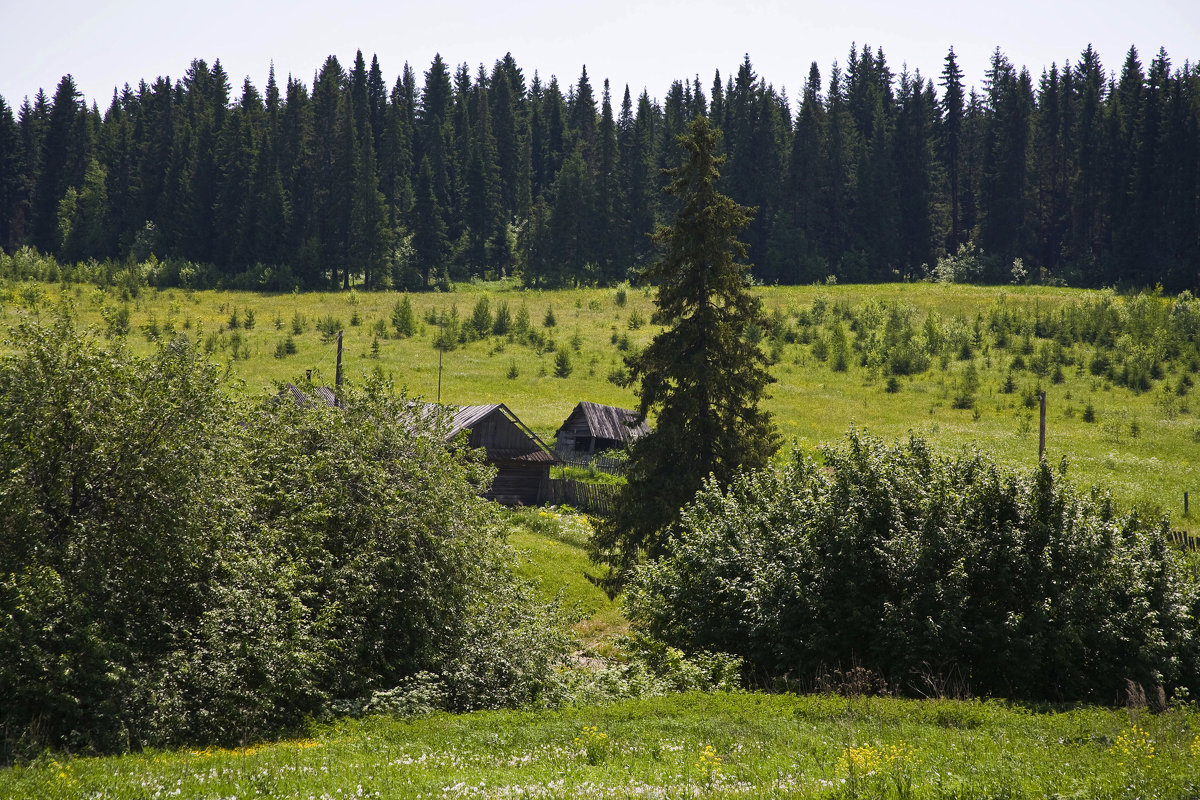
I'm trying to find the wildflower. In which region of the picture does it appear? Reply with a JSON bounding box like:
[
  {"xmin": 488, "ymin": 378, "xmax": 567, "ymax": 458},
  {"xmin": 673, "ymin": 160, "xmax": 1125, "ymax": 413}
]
[
  {"xmin": 1110, "ymin": 724, "xmax": 1155, "ymax": 768},
  {"xmin": 696, "ymin": 744, "xmax": 723, "ymax": 782},
  {"xmin": 574, "ymin": 725, "xmax": 610, "ymax": 765},
  {"xmin": 837, "ymin": 742, "xmax": 910, "ymax": 778}
]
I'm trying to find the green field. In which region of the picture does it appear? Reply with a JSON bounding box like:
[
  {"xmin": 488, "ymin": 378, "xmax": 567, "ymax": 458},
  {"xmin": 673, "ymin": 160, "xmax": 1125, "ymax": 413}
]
[
  {"xmin": 4, "ymin": 278, "xmax": 1198, "ymax": 531},
  {"xmin": 3, "ymin": 689, "xmax": 1198, "ymax": 798}
]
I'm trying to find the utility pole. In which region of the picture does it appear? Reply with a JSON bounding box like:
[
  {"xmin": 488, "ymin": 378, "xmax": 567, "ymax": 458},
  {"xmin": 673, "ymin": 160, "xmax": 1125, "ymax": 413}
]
[
  {"xmin": 1038, "ymin": 390, "xmax": 1046, "ymax": 460},
  {"xmin": 335, "ymin": 330, "xmax": 344, "ymax": 408},
  {"xmin": 437, "ymin": 318, "xmax": 444, "ymax": 404}
]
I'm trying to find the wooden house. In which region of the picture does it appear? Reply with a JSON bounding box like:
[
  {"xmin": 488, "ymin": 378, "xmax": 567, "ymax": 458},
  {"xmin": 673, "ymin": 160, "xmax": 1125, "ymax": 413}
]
[
  {"xmin": 447, "ymin": 403, "xmax": 556, "ymax": 506},
  {"xmin": 281, "ymin": 385, "xmax": 553, "ymax": 506},
  {"xmin": 554, "ymin": 401, "xmax": 649, "ymax": 464}
]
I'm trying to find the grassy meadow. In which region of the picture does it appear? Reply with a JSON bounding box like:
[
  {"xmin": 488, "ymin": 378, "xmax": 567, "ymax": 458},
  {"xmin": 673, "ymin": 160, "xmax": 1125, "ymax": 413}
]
[
  {"xmin": 3, "ymin": 278, "xmax": 1198, "ymax": 531},
  {"xmin": 3, "ymin": 690, "xmax": 1198, "ymax": 799}
]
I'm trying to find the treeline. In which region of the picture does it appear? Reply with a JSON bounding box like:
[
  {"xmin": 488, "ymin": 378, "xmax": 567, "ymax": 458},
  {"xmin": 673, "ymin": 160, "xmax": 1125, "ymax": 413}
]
[{"xmin": 0, "ymin": 44, "xmax": 1197, "ymax": 291}]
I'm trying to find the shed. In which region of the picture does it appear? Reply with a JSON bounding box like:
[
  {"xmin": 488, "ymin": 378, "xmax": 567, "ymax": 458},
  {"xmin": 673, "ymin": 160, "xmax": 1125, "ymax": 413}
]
[
  {"xmin": 447, "ymin": 403, "xmax": 556, "ymax": 506},
  {"xmin": 554, "ymin": 401, "xmax": 649, "ymax": 462}
]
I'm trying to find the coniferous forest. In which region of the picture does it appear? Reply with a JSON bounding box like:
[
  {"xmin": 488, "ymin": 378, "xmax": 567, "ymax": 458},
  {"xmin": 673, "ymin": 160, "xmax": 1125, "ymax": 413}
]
[{"xmin": 0, "ymin": 44, "xmax": 1197, "ymax": 292}]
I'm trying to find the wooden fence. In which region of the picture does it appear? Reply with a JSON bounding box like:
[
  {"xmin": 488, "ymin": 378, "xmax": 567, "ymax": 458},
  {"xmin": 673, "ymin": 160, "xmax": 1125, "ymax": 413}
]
[
  {"xmin": 554, "ymin": 450, "xmax": 629, "ymax": 477},
  {"xmin": 545, "ymin": 478, "xmax": 620, "ymax": 515},
  {"xmin": 1167, "ymin": 529, "xmax": 1199, "ymax": 553}
]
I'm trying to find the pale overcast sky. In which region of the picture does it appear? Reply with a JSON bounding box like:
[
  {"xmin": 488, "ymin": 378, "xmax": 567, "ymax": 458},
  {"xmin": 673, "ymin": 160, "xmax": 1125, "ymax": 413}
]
[{"xmin": 2, "ymin": 0, "xmax": 1197, "ymax": 109}]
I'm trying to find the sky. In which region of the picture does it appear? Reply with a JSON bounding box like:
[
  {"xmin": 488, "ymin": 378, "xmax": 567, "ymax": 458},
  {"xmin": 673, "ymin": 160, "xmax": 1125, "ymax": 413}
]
[{"xmin": 1, "ymin": 0, "xmax": 1197, "ymax": 110}]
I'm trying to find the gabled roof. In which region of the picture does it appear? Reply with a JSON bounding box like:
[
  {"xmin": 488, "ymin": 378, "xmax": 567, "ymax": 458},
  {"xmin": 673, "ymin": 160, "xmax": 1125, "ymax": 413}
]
[
  {"xmin": 558, "ymin": 401, "xmax": 649, "ymax": 442},
  {"xmin": 281, "ymin": 383, "xmax": 339, "ymax": 408},
  {"xmin": 446, "ymin": 403, "xmax": 556, "ymax": 463}
]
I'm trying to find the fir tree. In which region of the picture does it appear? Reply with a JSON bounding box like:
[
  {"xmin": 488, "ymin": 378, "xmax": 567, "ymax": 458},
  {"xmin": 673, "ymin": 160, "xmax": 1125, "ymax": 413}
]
[
  {"xmin": 939, "ymin": 47, "xmax": 966, "ymax": 252},
  {"xmin": 595, "ymin": 116, "xmax": 778, "ymax": 581}
]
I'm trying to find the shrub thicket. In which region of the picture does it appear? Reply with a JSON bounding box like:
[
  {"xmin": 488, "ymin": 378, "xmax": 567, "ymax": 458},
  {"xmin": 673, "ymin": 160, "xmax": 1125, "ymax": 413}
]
[
  {"xmin": 626, "ymin": 430, "xmax": 1200, "ymax": 702},
  {"xmin": 0, "ymin": 312, "xmax": 570, "ymax": 757}
]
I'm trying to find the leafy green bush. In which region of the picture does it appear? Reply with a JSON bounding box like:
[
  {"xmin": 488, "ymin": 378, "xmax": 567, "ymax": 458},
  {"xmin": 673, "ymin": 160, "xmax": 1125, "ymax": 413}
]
[
  {"xmin": 626, "ymin": 430, "xmax": 1200, "ymax": 702},
  {"xmin": 0, "ymin": 314, "xmax": 572, "ymax": 758}
]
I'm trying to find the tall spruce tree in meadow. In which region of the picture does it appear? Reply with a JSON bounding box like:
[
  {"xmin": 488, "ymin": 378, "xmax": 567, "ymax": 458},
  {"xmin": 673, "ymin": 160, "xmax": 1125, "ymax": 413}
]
[
  {"xmin": 366, "ymin": 54, "xmax": 387, "ymax": 155},
  {"xmin": 846, "ymin": 46, "xmax": 901, "ymax": 280},
  {"xmin": 540, "ymin": 77, "xmax": 568, "ymax": 192},
  {"xmin": 312, "ymin": 56, "xmax": 347, "ymax": 286},
  {"xmin": 1126, "ymin": 50, "xmax": 1170, "ymax": 281},
  {"xmin": 595, "ymin": 115, "xmax": 778, "ymax": 582},
  {"xmin": 958, "ymin": 88, "xmax": 986, "ymax": 245},
  {"xmin": 1157, "ymin": 56, "xmax": 1198, "ymax": 287},
  {"xmin": 1108, "ymin": 47, "xmax": 1145, "ymax": 272}
]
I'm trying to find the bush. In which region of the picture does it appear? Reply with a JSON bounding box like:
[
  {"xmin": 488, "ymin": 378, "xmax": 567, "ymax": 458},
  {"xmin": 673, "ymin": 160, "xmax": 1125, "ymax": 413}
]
[
  {"xmin": 0, "ymin": 314, "xmax": 572, "ymax": 758},
  {"xmin": 0, "ymin": 313, "xmax": 301, "ymax": 753},
  {"xmin": 626, "ymin": 430, "xmax": 1200, "ymax": 703}
]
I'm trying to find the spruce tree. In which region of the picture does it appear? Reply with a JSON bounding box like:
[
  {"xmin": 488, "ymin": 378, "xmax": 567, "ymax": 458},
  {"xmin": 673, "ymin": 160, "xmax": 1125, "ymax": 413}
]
[
  {"xmin": 939, "ymin": 48, "xmax": 966, "ymax": 252},
  {"xmin": 595, "ymin": 115, "xmax": 778, "ymax": 581},
  {"xmin": 0, "ymin": 97, "xmax": 23, "ymax": 251}
]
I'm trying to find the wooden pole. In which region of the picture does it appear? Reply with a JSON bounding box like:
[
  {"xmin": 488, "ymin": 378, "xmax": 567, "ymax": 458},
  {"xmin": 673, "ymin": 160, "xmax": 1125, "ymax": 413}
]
[
  {"xmin": 437, "ymin": 346, "xmax": 443, "ymax": 405},
  {"xmin": 335, "ymin": 330, "xmax": 343, "ymax": 407},
  {"xmin": 1186, "ymin": 492, "xmax": 1190, "ymax": 515},
  {"xmin": 1038, "ymin": 390, "xmax": 1046, "ymax": 460}
]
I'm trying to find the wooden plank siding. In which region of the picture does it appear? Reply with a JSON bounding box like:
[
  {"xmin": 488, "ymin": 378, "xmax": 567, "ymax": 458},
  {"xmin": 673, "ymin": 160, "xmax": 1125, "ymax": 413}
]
[
  {"xmin": 553, "ymin": 401, "xmax": 648, "ymax": 468},
  {"xmin": 450, "ymin": 404, "xmax": 556, "ymax": 507}
]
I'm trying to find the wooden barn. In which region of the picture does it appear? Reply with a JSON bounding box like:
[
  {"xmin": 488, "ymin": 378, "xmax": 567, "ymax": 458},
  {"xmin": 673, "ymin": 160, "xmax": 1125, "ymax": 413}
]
[
  {"xmin": 447, "ymin": 403, "xmax": 556, "ymax": 506},
  {"xmin": 554, "ymin": 401, "xmax": 649, "ymax": 463}
]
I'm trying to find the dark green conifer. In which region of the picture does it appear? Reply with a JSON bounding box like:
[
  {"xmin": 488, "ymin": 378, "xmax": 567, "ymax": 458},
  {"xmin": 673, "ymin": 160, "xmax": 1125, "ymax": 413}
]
[{"xmin": 596, "ymin": 116, "xmax": 778, "ymax": 580}]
